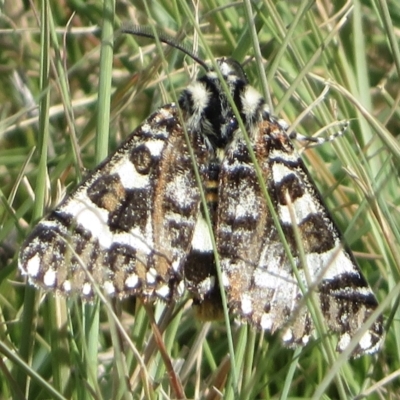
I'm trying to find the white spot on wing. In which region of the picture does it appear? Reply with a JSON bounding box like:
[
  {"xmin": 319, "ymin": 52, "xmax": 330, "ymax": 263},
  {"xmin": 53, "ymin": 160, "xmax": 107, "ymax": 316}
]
[
  {"xmin": 43, "ymin": 269, "xmax": 56, "ymax": 287},
  {"xmin": 261, "ymin": 313, "xmax": 273, "ymax": 330},
  {"xmin": 337, "ymin": 332, "xmax": 351, "ymax": 352},
  {"xmin": 104, "ymin": 281, "xmax": 115, "ymax": 295},
  {"xmin": 282, "ymin": 329, "xmax": 293, "ymax": 343},
  {"xmin": 156, "ymin": 285, "xmax": 170, "ymax": 298},
  {"xmin": 221, "ymin": 271, "xmax": 230, "ymax": 288},
  {"xmin": 271, "ymin": 163, "xmax": 294, "ymax": 185},
  {"xmin": 359, "ymin": 331, "xmax": 373, "ymax": 351},
  {"xmin": 191, "ymin": 217, "xmax": 213, "ymax": 252},
  {"xmin": 82, "ymin": 282, "xmax": 92, "ymax": 296},
  {"xmin": 63, "ymin": 280, "xmax": 71, "ymax": 292},
  {"xmin": 113, "ymin": 159, "xmax": 150, "ymax": 189},
  {"xmin": 302, "ymin": 335, "xmax": 310, "ymax": 345},
  {"xmin": 24, "ymin": 254, "xmax": 41, "ymax": 277},
  {"xmin": 145, "ymin": 140, "xmax": 165, "ymax": 157},
  {"xmin": 62, "ymin": 196, "xmax": 113, "ymax": 249},
  {"xmin": 114, "ymin": 229, "xmax": 153, "ymax": 255},
  {"xmin": 278, "ymin": 192, "xmax": 319, "ymax": 225},
  {"xmin": 241, "ymin": 294, "xmax": 252, "ymax": 315},
  {"xmin": 141, "ymin": 123, "xmax": 151, "ymax": 133},
  {"xmin": 146, "ymin": 268, "xmax": 158, "ymax": 284},
  {"xmin": 305, "ymin": 244, "xmax": 360, "ymax": 283},
  {"xmin": 254, "ymin": 259, "xmax": 294, "ymax": 290},
  {"xmin": 125, "ymin": 274, "xmax": 139, "ymax": 288},
  {"xmin": 39, "ymin": 220, "xmax": 60, "ymax": 229},
  {"xmin": 362, "ymin": 334, "xmax": 382, "ymax": 354},
  {"xmin": 270, "ymin": 149, "xmax": 299, "ymax": 164}
]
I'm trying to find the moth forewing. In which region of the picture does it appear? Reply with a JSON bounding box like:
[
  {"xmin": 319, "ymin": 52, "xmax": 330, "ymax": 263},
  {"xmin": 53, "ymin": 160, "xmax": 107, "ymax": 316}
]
[
  {"xmin": 19, "ymin": 105, "xmax": 203, "ymax": 303},
  {"xmin": 276, "ymin": 136, "xmax": 383, "ymax": 356},
  {"xmin": 213, "ymin": 59, "xmax": 382, "ymax": 355},
  {"xmin": 283, "ymin": 189, "xmax": 335, "ymax": 355}
]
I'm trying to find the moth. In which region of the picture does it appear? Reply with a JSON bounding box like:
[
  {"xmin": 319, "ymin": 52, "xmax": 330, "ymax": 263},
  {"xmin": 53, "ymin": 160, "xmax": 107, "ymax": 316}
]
[{"xmin": 19, "ymin": 49, "xmax": 383, "ymax": 357}]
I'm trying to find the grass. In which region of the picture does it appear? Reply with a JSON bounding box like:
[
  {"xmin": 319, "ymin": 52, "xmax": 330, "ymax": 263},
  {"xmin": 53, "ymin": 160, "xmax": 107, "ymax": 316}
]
[{"xmin": 1, "ymin": 0, "xmax": 399, "ymax": 398}]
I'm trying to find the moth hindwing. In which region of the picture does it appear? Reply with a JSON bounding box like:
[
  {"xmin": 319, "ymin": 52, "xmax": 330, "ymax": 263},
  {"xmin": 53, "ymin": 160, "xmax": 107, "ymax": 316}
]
[{"xmin": 19, "ymin": 57, "xmax": 383, "ymax": 357}]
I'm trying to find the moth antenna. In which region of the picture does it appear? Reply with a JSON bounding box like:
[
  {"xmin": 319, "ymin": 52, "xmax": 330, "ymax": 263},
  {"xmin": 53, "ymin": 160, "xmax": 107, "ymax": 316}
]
[
  {"xmin": 121, "ymin": 25, "xmax": 209, "ymax": 71},
  {"xmin": 289, "ymin": 120, "xmax": 349, "ymax": 148}
]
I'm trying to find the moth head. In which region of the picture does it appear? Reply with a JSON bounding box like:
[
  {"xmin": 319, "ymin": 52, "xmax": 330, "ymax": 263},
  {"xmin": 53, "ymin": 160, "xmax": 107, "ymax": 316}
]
[
  {"xmin": 179, "ymin": 57, "xmax": 263, "ymax": 150},
  {"xmin": 121, "ymin": 26, "xmax": 265, "ymax": 148}
]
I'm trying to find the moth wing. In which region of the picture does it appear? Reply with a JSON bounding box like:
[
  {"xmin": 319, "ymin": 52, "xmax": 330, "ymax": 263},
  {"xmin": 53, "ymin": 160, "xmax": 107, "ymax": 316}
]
[
  {"xmin": 19, "ymin": 105, "xmax": 207, "ymax": 301},
  {"xmin": 217, "ymin": 116, "xmax": 383, "ymax": 356}
]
